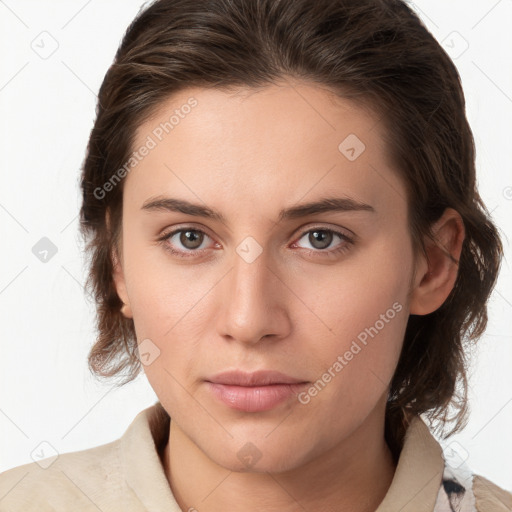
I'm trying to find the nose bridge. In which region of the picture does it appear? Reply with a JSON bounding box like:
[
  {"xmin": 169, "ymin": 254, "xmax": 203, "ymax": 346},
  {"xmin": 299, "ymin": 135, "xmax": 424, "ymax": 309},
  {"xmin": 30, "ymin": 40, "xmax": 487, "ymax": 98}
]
[
  {"xmin": 232, "ymin": 244, "xmax": 268, "ymax": 308},
  {"xmin": 217, "ymin": 240, "xmax": 290, "ymax": 344}
]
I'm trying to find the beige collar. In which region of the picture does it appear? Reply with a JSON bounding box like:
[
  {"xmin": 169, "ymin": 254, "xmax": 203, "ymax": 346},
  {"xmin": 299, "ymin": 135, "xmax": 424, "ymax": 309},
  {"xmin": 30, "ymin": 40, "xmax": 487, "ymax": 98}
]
[
  {"xmin": 376, "ymin": 415, "xmax": 445, "ymax": 511},
  {"xmin": 121, "ymin": 403, "xmax": 444, "ymax": 511}
]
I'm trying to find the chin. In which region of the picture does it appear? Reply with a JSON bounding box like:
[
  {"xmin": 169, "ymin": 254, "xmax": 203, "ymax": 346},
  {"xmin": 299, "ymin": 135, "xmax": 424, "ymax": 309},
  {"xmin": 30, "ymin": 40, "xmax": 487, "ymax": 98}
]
[{"xmin": 205, "ymin": 436, "xmax": 312, "ymax": 475}]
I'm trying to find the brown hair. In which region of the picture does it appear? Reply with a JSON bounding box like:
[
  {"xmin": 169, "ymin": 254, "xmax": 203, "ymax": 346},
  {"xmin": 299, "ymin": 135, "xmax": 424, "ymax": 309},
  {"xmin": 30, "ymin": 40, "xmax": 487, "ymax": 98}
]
[{"xmin": 79, "ymin": 0, "xmax": 503, "ymax": 451}]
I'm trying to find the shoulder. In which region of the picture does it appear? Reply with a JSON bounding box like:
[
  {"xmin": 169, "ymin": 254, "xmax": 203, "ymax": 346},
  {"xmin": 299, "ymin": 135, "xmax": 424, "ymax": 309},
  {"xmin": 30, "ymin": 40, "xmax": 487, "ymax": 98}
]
[
  {"xmin": 473, "ymin": 474, "xmax": 512, "ymax": 512},
  {"xmin": 0, "ymin": 403, "xmax": 169, "ymax": 511},
  {"xmin": 387, "ymin": 415, "xmax": 512, "ymax": 512},
  {"xmin": 0, "ymin": 438, "xmax": 131, "ymax": 511}
]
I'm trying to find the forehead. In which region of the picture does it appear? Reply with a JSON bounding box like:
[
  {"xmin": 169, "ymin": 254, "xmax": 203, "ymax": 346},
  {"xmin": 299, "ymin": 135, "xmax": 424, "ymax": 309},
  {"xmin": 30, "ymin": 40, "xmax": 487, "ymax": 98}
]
[
  {"xmin": 135, "ymin": 80, "xmax": 384, "ymax": 155},
  {"xmin": 126, "ymin": 81, "xmax": 407, "ymax": 222}
]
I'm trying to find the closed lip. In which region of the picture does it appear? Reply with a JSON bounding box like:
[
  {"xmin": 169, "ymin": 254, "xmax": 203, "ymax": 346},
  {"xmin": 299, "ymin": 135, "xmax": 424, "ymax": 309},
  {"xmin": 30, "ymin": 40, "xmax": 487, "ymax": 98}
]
[{"xmin": 205, "ymin": 370, "xmax": 308, "ymax": 386}]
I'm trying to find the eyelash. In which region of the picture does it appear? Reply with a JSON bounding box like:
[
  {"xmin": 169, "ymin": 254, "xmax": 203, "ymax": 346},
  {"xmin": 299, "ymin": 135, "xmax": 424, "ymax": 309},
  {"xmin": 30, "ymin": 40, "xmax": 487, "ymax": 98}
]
[{"xmin": 157, "ymin": 226, "xmax": 354, "ymax": 259}]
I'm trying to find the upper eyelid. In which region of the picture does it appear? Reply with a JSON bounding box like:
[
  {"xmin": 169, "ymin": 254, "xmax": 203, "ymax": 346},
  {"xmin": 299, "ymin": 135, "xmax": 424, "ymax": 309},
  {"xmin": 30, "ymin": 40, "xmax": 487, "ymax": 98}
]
[
  {"xmin": 162, "ymin": 224, "xmax": 356, "ymax": 238},
  {"xmin": 162, "ymin": 222, "xmax": 354, "ymax": 237},
  {"xmin": 160, "ymin": 224, "xmax": 215, "ymax": 242}
]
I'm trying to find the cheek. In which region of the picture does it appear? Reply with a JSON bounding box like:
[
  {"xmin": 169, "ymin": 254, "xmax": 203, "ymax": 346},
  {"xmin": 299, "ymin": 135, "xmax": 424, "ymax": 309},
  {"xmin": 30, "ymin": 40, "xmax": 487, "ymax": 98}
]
[
  {"xmin": 294, "ymin": 233, "xmax": 412, "ymax": 343},
  {"xmin": 298, "ymin": 296, "xmax": 407, "ymax": 410},
  {"xmin": 293, "ymin": 239, "xmax": 412, "ymax": 405},
  {"xmin": 118, "ymin": 232, "xmax": 210, "ymax": 398},
  {"xmin": 121, "ymin": 226, "xmax": 210, "ymax": 337}
]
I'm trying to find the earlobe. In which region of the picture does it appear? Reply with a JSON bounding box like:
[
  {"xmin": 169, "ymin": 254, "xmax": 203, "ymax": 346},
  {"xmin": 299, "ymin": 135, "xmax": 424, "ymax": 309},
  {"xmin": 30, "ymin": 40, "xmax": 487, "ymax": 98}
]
[
  {"xmin": 108, "ymin": 210, "xmax": 133, "ymax": 319},
  {"xmin": 112, "ymin": 246, "xmax": 133, "ymax": 319},
  {"xmin": 120, "ymin": 302, "xmax": 133, "ymax": 318},
  {"xmin": 409, "ymin": 208, "xmax": 465, "ymax": 315}
]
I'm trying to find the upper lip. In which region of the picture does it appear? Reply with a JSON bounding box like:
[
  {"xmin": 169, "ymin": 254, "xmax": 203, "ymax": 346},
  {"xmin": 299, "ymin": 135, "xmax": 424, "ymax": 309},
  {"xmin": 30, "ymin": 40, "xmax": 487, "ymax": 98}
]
[{"xmin": 206, "ymin": 370, "xmax": 307, "ymax": 386}]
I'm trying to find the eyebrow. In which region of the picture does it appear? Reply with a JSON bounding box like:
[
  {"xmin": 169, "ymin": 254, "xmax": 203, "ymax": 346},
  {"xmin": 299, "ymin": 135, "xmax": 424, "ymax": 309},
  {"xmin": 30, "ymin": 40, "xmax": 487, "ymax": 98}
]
[{"xmin": 141, "ymin": 195, "xmax": 376, "ymax": 223}]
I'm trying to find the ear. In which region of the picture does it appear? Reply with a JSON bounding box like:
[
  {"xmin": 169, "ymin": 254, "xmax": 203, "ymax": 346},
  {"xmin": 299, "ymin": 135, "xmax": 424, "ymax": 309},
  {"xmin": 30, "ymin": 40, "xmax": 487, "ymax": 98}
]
[
  {"xmin": 107, "ymin": 210, "xmax": 133, "ymax": 319},
  {"xmin": 409, "ymin": 208, "xmax": 465, "ymax": 315}
]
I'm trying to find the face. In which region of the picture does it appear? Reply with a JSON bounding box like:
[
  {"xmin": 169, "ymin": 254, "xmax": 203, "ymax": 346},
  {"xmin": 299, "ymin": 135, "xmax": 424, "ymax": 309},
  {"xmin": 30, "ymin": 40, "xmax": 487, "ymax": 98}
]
[{"xmin": 113, "ymin": 80, "xmax": 419, "ymax": 472}]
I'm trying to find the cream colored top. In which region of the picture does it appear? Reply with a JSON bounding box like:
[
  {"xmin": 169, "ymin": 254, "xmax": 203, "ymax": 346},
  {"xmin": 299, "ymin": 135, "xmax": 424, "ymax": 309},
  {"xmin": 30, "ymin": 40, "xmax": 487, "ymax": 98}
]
[{"xmin": 0, "ymin": 402, "xmax": 510, "ymax": 511}]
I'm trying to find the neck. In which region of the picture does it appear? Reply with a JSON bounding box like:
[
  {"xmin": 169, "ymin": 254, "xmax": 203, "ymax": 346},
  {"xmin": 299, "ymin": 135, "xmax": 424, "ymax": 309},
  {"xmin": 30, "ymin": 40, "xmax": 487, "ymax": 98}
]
[{"xmin": 163, "ymin": 404, "xmax": 397, "ymax": 512}]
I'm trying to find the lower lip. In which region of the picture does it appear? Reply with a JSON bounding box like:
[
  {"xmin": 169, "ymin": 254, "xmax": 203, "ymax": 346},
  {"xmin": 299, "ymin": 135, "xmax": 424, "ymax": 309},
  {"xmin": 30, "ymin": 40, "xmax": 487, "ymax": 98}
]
[{"xmin": 206, "ymin": 382, "xmax": 308, "ymax": 412}]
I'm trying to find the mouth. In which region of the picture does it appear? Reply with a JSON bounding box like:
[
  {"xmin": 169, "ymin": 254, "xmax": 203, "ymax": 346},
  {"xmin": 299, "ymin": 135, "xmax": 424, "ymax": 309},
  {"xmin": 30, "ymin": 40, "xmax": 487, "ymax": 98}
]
[{"xmin": 205, "ymin": 370, "xmax": 309, "ymax": 412}]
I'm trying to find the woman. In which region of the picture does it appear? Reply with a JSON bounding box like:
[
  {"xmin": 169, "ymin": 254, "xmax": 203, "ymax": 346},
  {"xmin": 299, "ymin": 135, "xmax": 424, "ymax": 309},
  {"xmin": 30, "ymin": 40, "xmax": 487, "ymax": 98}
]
[{"xmin": 1, "ymin": 0, "xmax": 510, "ymax": 510}]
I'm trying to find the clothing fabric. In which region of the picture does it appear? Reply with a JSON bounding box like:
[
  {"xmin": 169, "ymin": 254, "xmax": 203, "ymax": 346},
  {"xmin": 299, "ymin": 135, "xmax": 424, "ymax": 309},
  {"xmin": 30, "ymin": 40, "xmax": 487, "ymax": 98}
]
[
  {"xmin": 0, "ymin": 402, "xmax": 510, "ymax": 511},
  {"xmin": 434, "ymin": 450, "xmax": 477, "ymax": 511}
]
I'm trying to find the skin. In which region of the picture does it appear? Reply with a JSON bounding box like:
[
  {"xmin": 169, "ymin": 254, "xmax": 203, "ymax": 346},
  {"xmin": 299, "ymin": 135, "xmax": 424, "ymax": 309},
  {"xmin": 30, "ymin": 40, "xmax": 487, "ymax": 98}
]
[{"xmin": 112, "ymin": 79, "xmax": 465, "ymax": 511}]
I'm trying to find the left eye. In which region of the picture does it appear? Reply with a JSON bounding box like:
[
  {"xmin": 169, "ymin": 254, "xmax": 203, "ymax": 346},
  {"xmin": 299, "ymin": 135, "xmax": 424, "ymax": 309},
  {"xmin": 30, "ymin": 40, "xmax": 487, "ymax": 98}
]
[{"xmin": 294, "ymin": 228, "xmax": 351, "ymax": 252}]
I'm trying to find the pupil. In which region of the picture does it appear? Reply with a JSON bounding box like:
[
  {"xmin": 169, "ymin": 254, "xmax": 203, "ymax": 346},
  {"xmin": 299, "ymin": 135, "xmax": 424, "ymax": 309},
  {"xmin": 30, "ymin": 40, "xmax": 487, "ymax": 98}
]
[
  {"xmin": 181, "ymin": 230, "xmax": 202, "ymax": 249},
  {"xmin": 310, "ymin": 230, "xmax": 332, "ymax": 249}
]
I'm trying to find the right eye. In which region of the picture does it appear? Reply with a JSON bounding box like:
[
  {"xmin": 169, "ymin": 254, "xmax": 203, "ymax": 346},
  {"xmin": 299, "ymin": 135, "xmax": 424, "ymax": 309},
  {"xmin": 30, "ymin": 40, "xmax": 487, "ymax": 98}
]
[{"xmin": 158, "ymin": 227, "xmax": 218, "ymax": 258}]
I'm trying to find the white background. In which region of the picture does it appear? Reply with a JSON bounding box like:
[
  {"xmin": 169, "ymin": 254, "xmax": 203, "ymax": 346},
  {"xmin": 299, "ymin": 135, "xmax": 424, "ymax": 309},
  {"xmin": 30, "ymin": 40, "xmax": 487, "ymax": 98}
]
[{"xmin": 1, "ymin": 0, "xmax": 511, "ymax": 492}]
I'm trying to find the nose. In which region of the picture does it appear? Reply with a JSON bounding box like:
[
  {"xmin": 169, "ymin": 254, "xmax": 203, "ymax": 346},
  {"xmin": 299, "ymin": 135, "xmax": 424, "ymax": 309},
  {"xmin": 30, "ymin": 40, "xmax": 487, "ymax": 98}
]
[{"xmin": 216, "ymin": 247, "xmax": 292, "ymax": 346}]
